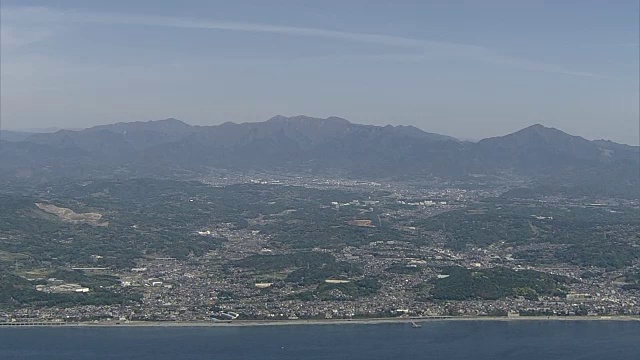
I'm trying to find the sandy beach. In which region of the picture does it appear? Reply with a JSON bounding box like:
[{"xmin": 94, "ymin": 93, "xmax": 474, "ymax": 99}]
[{"xmin": 2, "ymin": 315, "xmax": 639, "ymax": 328}]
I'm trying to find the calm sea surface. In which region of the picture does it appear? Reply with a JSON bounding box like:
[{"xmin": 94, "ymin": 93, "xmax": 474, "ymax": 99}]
[{"xmin": 1, "ymin": 321, "xmax": 639, "ymax": 360}]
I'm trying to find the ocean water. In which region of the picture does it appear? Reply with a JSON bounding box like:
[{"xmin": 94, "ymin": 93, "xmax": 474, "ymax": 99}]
[{"xmin": 0, "ymin": 321, "xmax": 639, "ymax": 360}]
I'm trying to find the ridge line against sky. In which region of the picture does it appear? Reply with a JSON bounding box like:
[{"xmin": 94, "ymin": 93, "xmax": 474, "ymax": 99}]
[
  {"xmin": 3, "ymin": 116, "xmax": 638, "ymax": 147},
  {"xmin": 2, "ymin": 6, "xmax": 597, "ymax": 77}
]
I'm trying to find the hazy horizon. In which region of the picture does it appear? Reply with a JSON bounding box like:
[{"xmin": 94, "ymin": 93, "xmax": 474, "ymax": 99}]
[{"xmin": 1, "ymin": 1, "xmax": 638, "ymax": 145}]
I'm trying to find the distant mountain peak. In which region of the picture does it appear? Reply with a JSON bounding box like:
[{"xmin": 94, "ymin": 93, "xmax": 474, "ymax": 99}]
[
  {"xmin": 131, "ymin": 118, "xmax": 190, "ymax": 127},
  {"xmin": 498, "ymin": 124, "xmax": 577, "ymax": 143},
  {"xmin": 266, "ymin": 115, "xmax": 288, "ymax": 123},
  {"xmin": 517, "ymin": 123, "xmax": 559, "ymax": 134},
  {"xmin": 88, "ymin": 118, "xmax": 192, "ymax": 134},
  {"xmin": 267, "ymin": 115, "xmax": 351, "ymax": 126},
  {"xmin": 158, "ymin": 117, "xmax": 187, "ymax": 124},
  {"xmin": 326, "ymin": 116, "xmax": 350, "ymax": 122}
]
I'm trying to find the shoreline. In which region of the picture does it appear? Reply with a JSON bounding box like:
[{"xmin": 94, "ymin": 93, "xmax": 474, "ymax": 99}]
[{"xmin": 2, "ymin": 315, "xmax": 639, "ymax": 328}]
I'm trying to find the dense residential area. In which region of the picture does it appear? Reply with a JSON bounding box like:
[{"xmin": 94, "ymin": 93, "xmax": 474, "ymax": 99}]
[{"xmin": 1, "ymin": 170, "xmax": 639, "ymax": 324}]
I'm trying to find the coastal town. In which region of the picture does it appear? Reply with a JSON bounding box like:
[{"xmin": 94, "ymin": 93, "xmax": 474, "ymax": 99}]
[{"xmin": 1, "ymin": 176, "xmax": 639, "ymax": 325}]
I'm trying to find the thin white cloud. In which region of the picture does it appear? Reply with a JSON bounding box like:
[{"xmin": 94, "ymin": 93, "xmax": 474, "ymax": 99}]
[
  {"xmin": 0, "ymin": 26, "xmax": 53, "ymax": 48},
  {"xmin": 1, "ymin": 6, "xmax": 597, "ymax": 77}
]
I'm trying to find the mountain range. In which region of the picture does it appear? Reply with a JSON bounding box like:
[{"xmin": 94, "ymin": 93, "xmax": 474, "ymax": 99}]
[{"xmin": 1, "ymin": 115, "xmax": 638, "ymax": 197}]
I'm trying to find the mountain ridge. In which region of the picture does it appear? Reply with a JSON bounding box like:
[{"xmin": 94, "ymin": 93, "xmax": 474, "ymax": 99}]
[
  {"xmin": 2, "ymin": 115, "xmax": 638, "ymax": 197},
  {"xmin": 20, "ymin": 116, "xmax": 637, "ymax": 147}
]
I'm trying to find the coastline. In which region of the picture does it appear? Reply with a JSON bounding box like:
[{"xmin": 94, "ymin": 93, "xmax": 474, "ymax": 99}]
[{"xmin": 2, "ymin": 315, "xmax": 639, "ymax": 328}]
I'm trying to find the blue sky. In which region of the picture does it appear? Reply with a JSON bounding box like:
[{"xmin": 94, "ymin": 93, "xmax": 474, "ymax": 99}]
[{"xmin": 1, "ymin": 0, "xmax": 638, "ymax": 144}]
